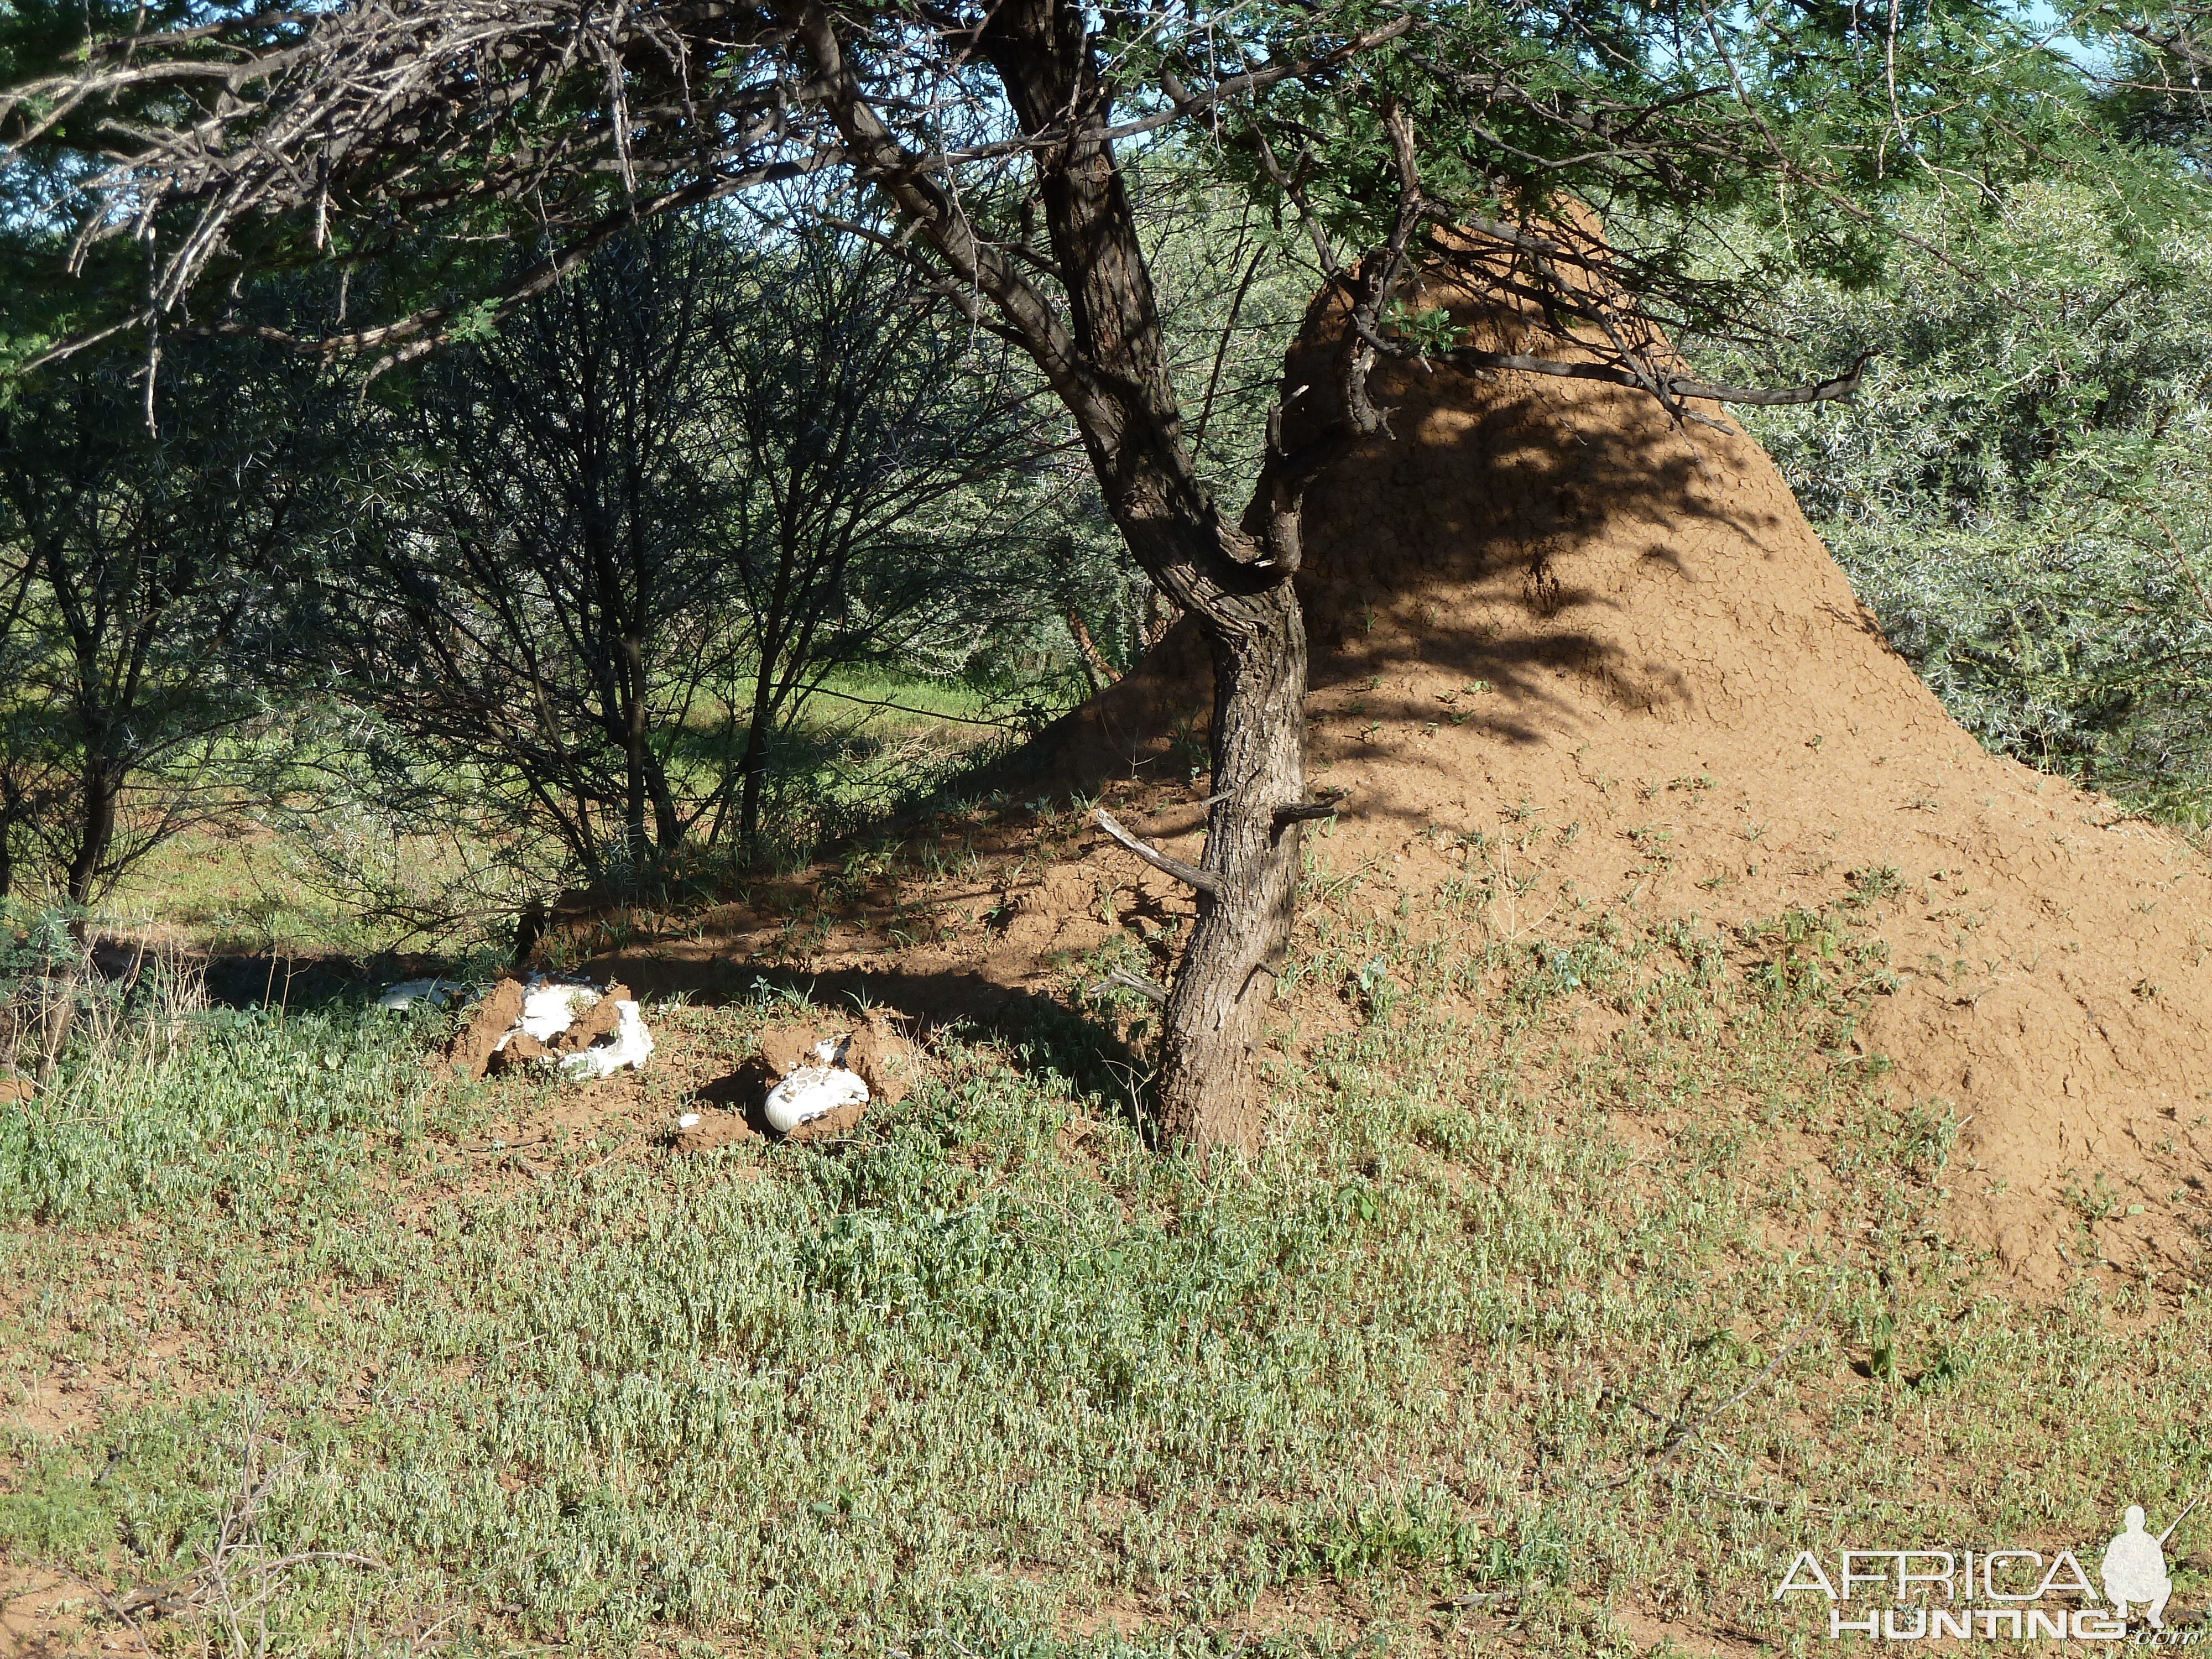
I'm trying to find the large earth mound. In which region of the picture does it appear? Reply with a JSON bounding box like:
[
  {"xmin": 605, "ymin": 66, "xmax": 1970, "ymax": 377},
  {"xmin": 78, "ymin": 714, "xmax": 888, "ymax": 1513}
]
[
  {"xmin": 590, "ymin": 252, "xmax": 2212, "ymax": 1293},
  {"xmin": 981, "ymin": 256, "xmax": 2212, "ymax": 1290}
]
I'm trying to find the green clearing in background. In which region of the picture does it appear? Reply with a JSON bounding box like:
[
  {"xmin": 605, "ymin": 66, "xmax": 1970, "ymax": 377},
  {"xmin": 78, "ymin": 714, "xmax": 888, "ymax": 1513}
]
[{"xmin": 92, "ymin": 666, "xmax": 1015, "ymax": 962}]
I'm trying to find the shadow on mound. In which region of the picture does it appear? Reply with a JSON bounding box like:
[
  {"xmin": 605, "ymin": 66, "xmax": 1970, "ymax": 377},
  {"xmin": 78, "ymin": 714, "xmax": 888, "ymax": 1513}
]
[{"xmin": 1013, "ymin": 316, "xmax": 1822, "ymax": 805}]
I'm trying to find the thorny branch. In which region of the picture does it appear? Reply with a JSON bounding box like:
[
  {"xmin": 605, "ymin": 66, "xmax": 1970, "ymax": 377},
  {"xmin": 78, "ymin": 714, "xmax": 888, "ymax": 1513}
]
[
  {"xmin": 58, "ymin": 1404, "xmax": 392, "ymax": 1657},
  {"xmin": 4, "ymin": 0, "xmax": 1902, "ymax": 426}
]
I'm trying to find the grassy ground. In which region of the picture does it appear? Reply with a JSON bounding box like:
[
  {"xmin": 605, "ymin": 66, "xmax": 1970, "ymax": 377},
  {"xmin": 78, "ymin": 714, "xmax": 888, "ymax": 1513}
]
[
  {"xmin": 79, "ymin": 667, "xmax": 1022, "ymax": 964},
  {"xmin": 103, "ymin": 825, "xmax": 375, "ymax": 958},
  {"xmin": 4, "ymin": 836, "xmax": 2208, "ymax": 1657}
]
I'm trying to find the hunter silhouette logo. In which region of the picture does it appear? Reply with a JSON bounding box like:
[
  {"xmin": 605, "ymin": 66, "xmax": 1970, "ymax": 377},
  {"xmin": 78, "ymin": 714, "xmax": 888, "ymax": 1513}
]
[
  {"xmin": 2103, "ymin": 1501, "xmax": 2195, "ymax": 1630},
  {"xmin": 1773, "ymin": 1498, "xmax": 2201, "ymax": 1641}
]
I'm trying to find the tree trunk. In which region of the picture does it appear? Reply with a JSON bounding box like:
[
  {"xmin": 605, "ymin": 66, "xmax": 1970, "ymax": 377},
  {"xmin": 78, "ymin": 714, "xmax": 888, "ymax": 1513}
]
[
  {"xmin": 737, "ymin": 666, "xmax": 776, "ymax": 848},
  {"xmin": 66, "ymin": 764, "xmax": 117, "ymax": 906},
  {"xmin": 0, "ymin": 787, "xmax": 15, "ymax": 902},
  {"xmin": 645, "ymin": 756, "xmax": 684, "ymax": 859},
  {"xmin": 1155, "ymin": 580, "xmax": 1308, "ymax": 1150},
  {"xmin": 620, "ymin": 635, "xmax": 650, "ymax": 866},
  {"xmin": 802, "ymin": 0, "xmax": 1337, "ymax": 1153}
]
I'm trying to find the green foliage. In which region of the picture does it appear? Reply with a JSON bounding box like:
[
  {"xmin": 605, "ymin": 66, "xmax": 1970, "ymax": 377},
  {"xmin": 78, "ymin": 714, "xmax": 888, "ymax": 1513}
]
[
  {"xmin": 0, "ymin": 998, "xmax": 424, "ymax": 1224},
  {"xmin": 1719, "ymin": 174, "xmax": 2212, "ymax": 816},
  {"xmin": 1201, "ymin": 0, "xmax": 2100, "ymax": 327},
  {"xmin": 0, "ymin": 335, "xmax": 348, "ymax": 900},
  {"xmin": 1380, "ymin": 301, "xmax": 1459, "ymax": 358},
  {"xmin": 1133, "ymin": 162, "xmax": 1316, "ymax": 496},
  {"xmin": 0, "ymin": 891, "xmax": 425, "ymax": 1201},
  {"xmin": 241, "ymin": 215, "xmax": 1128, "ymax": 914}
]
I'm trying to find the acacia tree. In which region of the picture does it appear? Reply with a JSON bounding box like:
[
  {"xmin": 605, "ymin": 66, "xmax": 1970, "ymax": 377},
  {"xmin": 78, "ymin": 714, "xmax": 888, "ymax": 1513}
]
[
  {"xmin": 0, "ymin": 344, "xmax": 332, "ymax": 903},
  {"xmin": 704, "ymin": 218, "xmax": 1065, "ymax": 847},
  {"xmin": 1, "ymin": 0, "xmax": 2094, "ymax": 1146},
  {"xmin": 331, "ymin": 222, "xmax": 740, "ymax": 881},
  {"xmin": 315, "ymin": 216, "xmax": 1062, "ymax": 879}
]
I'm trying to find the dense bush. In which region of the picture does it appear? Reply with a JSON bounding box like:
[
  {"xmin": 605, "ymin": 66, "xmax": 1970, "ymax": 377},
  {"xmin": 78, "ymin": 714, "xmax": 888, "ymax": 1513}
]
[{"xmin": 1720, "ymin": 178, "xmax": 2212, "ymax": 817}]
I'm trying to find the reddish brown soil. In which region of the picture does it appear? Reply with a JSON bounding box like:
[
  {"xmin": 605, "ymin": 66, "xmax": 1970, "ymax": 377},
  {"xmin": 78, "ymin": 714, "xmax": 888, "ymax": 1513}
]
[
  {"xmin": 582, "ymin": 265, "xmax": 2212, "ymax": 1293},
  {"xmin": 844, "ymin": 1008, "xmax": 921, "ymax": 1105},
  {"xmin": 672, "ymin": 1009, "xmax": 924, "ymax": 1152},
  {"xmin": 445, "ymin": 977, "xmax": 524, "ymax": 1081},
  {"xmin": 494, "ymin": 1030, "xmax": 550, "ymax": 1070},
  {"xmin": 551, "ymin": 980, "xmax": 630, "ymax": 1052}
]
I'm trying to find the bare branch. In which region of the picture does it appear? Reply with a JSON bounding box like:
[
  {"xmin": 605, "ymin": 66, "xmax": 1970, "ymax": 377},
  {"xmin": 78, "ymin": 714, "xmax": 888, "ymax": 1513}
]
[
  {"xmin": 1441, "ymin": 345, "xmax": 1874, "ymax": 408},
  {"xmin": 1092, "ymin": 807, "xmax": 1224, "ymax": 897},
  {"xmin": 796, "ymin": 2, "xmax": 1093, "ymax": 420},
  {"xmin": 1272, "ymin": 789, "xmax": 1347, "ymax": 826},
  {"xmin": 1098, "ymin": 967, "xmax": 1170, "ymax": 1003}
]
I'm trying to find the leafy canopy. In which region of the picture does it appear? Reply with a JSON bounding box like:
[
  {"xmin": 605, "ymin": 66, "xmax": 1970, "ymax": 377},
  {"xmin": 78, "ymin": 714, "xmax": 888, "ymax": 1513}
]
[{"xmin": 0, "ymin": 0, "xmax": 2110, "ymax": 378}]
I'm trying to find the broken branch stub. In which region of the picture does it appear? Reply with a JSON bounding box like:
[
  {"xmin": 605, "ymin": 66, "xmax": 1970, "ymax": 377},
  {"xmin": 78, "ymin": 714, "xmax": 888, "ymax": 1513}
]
[
  {"xmin": 1274, "ymin": 788, "xmax": 1348, "ymax": 827},
  {"xmin": 1091, "ymin": 807, "xmax": 1223, "ymax": 897},
  {"xmin": 1101, "ymin": 967, "xmax": 1170, "ymax": 1004}
]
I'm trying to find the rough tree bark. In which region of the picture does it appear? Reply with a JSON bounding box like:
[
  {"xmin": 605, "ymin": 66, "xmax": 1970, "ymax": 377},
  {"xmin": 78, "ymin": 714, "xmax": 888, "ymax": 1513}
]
[
  {"xmin": 1154, "ymin": 586, "xmax": 1310, "ymax": 1147},
  {"xmin": 65, "ymin": 756, "xmax": 120, "ymax": 906},
  {"xmin": 981, "ymin": 0, "xmax": 1331, "ymax": 1151}
]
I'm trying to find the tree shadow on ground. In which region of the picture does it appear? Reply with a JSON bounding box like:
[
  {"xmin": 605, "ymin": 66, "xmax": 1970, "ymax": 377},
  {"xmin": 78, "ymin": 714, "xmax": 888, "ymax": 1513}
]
[{"xmin": 589, "ymin": 954, "xmax": 1147, "ymax": 1114}]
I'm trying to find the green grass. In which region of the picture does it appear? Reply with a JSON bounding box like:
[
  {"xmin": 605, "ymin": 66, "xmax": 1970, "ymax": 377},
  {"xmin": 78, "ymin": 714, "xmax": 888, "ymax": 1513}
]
[
  {"xmin": 3, "ymin": 868, "xmax": 2209, "ymax": 1656},
  {"xmin": 103, "ymin": 826, "xmax": 385, "ymax": 958},
  {"xmin": 64, "ymin": 664, "xmax": 1030, "ymax": 964}
]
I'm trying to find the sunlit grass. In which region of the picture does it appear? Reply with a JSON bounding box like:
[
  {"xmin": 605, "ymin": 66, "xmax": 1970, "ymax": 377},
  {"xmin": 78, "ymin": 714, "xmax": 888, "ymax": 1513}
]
[
  {"xmin": 81, "ymin": 668, "xmax": 1029, "ymax": 962},
  {"xmin": 3, "ymin": 859, "xmax": 2208, "ymax": 1656},
  {"xmin": 102, "ymin": 824, "xmax": 405, "ymax": 958}
]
